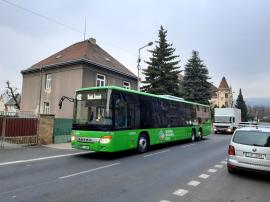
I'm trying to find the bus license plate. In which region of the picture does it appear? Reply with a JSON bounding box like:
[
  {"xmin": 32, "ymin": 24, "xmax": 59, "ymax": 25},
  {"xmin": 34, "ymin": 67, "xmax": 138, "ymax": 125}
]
[
  {"xmin": 80, "ymin": 145, "xmax": 89, "ymax": 150},
  {"xmin": 244, "ymin": 152, "xmax": 265, "ymax": 159}
]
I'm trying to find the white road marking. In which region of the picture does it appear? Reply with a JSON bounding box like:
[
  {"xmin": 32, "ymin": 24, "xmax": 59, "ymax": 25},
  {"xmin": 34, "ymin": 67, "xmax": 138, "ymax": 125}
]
[
  {"xmin": 143, "ymin": 150, "xmax": 170, "ymax": 158},
  {"xmin": 160, "ymin": 200, "xmax": 171, "ymax": 202},
  {"xmin": 215, "ymin": 164, "xmax": 223, "ymax": 168},
  {"xmin": 182, "ymin": 144, "xmax": 194, "ymax": 148},
  {"xmin": 221, "ymin": 161, "xmax": 227, "ymax": 164},
  {"xmin": 199, "ymin": 174, "xmax": 209, "ymax": 179},
  {"xmin": 208, "ymin": 169, "xmax": 217, "ymax": 173},
  {"xmin": 187, "ymin": 180, "xmax": 200, "ymax": 186},
  {"xmin": 0, "ymin": 151, "xmax": 91, "ymax": 166},
  {"xmin": 173, "ymin": 189, "xmax": 189, "ymax": 196},
  {"xmin": 59, "ymin": 163, "xmax": 120, "ymax": 179}
]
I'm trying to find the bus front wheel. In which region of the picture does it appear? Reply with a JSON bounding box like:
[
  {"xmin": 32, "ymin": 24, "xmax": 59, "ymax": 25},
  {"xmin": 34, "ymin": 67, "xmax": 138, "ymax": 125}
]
[{"xmin": 137, "ymin": 134, "xmax": 149, "ymax": 153}]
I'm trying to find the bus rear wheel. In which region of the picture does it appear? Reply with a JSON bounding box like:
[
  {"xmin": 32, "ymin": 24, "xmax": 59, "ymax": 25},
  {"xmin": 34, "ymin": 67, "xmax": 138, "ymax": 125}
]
[{"xmin": 137, "ymin": 134, "xmax": 149, "ymax": 153}]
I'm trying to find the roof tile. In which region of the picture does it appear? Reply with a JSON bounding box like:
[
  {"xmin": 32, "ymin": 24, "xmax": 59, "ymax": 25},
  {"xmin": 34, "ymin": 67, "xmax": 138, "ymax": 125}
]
[
  {"xmin": 29, "ymin": 39, "xmax": 136, "ymax": 78},
  {"xmin": 218, "ymin": 77, "xmax": 229, "ymax": 89}
]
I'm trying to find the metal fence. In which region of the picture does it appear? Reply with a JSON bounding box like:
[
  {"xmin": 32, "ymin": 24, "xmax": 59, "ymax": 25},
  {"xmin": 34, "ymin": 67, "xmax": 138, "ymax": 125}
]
[
  {"xmin": 0, "ymin": 113, "xmax": 38, "ymax": 148},
  {"xmin": 53, "ymin": 118, "xmax": 72, "ymax": 143}
]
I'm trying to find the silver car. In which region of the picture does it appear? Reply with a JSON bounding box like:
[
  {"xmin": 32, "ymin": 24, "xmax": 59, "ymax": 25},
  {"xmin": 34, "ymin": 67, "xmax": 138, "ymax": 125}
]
[{"xmin": 227, "ymin": 125, "xmax": 270, "ymax": 173}]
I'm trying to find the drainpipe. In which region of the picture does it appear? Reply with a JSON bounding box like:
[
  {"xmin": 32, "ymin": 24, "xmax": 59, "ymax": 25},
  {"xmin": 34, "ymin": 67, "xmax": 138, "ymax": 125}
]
[{"xmin": 38, "ymin": 66, "xmax": 43, "ymax": 117}]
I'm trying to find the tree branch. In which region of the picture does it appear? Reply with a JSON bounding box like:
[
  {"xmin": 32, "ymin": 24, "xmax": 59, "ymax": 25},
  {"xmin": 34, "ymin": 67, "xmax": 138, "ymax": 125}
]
[{"xmin": 5, "ymin": 80, "xmax": 20, "ymax": 110}]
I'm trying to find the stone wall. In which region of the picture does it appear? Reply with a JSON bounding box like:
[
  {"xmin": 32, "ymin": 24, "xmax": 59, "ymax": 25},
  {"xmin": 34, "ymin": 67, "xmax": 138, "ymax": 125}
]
[{"xmin": 38, "ymin": 114, "xmax": 55, "ymax": 144}]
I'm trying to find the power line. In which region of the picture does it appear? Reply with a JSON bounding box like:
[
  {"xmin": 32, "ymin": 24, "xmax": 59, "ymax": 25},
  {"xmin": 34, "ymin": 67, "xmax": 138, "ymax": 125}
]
[
  {"xmin": 1, "ymin": 0, "xmax": 83, "ymax": 35},
  {"xmin": 1, "ymin": 0, "xmax": 148, "ymax": 63}
]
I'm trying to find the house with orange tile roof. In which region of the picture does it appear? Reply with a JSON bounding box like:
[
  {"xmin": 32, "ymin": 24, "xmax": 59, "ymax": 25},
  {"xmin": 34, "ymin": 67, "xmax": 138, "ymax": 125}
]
[
  {"xmin": 210, "ymin": 77, "xmax": 233, "ymax": 108},
  {"xmin": 20, "ymin": 38, "xmax": 137, "ymax": 118}
]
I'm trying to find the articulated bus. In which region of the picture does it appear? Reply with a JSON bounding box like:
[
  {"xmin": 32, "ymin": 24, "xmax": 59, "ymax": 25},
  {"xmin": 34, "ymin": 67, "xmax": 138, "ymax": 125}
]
[{"xmin": 70, "ymin": 86, "xmax": 211, "ymax": 153}]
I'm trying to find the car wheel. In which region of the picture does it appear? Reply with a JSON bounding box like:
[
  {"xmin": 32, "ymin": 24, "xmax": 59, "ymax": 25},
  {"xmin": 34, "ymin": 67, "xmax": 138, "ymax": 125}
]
[
  {"xmin": 137, "ymin": 134, "xmax": 149, "ymax": 153},
  {"xmin": 227, "ymin": 166, "xmax": 236, "ymax": 174}
]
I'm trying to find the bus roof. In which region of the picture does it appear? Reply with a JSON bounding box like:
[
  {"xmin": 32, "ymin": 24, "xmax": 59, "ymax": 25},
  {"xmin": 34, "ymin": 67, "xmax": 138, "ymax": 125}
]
[{"xmin": 77, "ymin": 86, "xmax": 209, "ymax": 107}]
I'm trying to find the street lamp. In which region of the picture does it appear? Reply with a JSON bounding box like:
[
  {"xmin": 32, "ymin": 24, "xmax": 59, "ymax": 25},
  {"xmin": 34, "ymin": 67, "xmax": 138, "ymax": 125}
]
[{"xmin": 137, "ymin": 41, "xmax": 153, "ymax": 91}]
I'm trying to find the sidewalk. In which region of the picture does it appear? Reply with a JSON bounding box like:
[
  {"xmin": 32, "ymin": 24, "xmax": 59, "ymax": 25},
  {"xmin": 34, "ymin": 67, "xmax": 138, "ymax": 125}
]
[
  {"xmin": 43, "ymin": 143, "xmax": 73, "ymax": 150},
  {"xmin": 0, "ymin": 143, "xmax": 80, "ymax": 164},
  {"xmin": 0, "ymin": 142, "xmax": 73, "ymax": 150},
  {"xmin": 0, "ymin": 141, "xmax": 29, "ymax": 149}
]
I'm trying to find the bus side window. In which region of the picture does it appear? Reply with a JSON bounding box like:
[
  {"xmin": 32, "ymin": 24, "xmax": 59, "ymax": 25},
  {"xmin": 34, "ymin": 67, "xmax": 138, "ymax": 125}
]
[
  {"xmin": 127, "ymin": 103, "xmax": 135, "ymax": 129},
  {"xmin": 114, "ymin": 93, "xmax": 127, "ymax": 129},
  {"xmin": 134, "ymin": 104, "xmax": 140, "ymax": 128},
  {"xmin": 139, "ymin": 96, "xmax": 152, "ymax": 128}
]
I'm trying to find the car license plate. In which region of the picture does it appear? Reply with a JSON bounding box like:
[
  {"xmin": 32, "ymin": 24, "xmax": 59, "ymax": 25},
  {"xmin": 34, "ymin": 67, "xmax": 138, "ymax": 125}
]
[
  {"xmin": 244, "ymin": 152, "xmax": 266, "ymax": 159},
  {"xmin": 80, "ymin": 145, "xmax": 89, "ymax": 150}
]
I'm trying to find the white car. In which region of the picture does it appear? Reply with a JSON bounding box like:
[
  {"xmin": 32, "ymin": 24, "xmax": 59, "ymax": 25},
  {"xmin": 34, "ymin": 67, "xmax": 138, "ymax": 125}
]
[{"xmin": 227, "ymin": 125, "xmax": 270, "ymax": 173}]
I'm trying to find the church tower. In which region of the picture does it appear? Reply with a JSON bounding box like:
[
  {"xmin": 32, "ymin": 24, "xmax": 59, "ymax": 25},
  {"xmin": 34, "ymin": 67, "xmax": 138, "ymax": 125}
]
[
  {"xmin": 216, "ymin": 77, "xmax": 233, "ymax": 107},
  {"xmin": 210, "ymin": 77, "xmax": 233, "ymax": 108}
]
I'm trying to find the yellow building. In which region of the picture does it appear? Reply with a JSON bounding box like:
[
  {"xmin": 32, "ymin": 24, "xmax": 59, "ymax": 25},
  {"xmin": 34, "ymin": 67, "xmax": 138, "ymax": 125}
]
[{"xmin": 210, "ymin": 77, "xmax": 233, "ymax": 108}]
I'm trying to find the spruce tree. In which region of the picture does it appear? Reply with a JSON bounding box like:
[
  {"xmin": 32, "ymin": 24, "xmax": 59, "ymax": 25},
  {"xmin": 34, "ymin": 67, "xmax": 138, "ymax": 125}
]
[
  {"xmin": 235, "ymin": 88, "xmax": 248, "ymax": 121},
  {"xmin": 141, "ymin": 26, "xmax": 181, "ymax": 96},
  {"xmin": 182, "ymin": 50, "xmax": 211, "ymax": 104}
]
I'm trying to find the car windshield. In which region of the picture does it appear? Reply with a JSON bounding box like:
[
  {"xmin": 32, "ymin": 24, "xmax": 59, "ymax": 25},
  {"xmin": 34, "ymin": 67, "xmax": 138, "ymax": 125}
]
[
  {"xmin": 233, "ymin": 131, "xmax": 270, "ymax": 147},
  {"xmin": 214, "ymin": 116, "xmax": 232, "ymax": 123},
  {"xmin": 73, "ymin": 89, "xmax": 113, "ymax": 131}
]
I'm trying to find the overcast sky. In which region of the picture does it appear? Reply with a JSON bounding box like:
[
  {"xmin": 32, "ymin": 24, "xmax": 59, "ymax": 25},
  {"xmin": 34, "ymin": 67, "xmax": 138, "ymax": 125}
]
[{"xmin": 0, "ymin": 0, "xmax": 270, "ymax": 98}]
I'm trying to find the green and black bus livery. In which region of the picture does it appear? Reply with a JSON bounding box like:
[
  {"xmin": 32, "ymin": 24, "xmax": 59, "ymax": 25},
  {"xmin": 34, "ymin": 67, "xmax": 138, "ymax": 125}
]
[{"xmin": 71, "ymin": 86, "xmax": 211, "ymax": 153}]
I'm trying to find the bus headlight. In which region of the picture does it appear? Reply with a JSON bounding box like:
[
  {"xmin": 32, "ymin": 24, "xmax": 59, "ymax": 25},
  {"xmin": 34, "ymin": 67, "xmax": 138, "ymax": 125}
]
[
  {"xmin": 100, "ymin": 136, "xmax": 112, "ymax": 144},
  {"xmin": 71, "ymin": 135, "xmax": 76, "ymax": 141}
]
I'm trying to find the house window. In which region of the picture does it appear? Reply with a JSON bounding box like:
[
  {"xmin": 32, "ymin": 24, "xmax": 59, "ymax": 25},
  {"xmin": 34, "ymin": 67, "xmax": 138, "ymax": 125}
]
[
  {"xmin": 123, "ymin": 81, "xmax": 130, "ymax": 89},
  {"xmin": 45, "ymin": 74, "xmax": 52, "ymax": 89},
  {"xmin": 96, "ymin": 74, "xmax": 106, "ymax": 87},
  {"xmin": 43, "ymin": 102, "xmax": 50, "ymax": 114},
  {"xmin": 225, "ymin": 93, "xmax": 228, "ymax": 98}
]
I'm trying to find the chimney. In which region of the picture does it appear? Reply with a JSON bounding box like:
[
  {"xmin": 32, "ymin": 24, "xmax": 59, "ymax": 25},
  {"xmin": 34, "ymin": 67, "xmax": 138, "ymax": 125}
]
[{"xmin": 88, "ymin": 37, "xmax": 96, "ymax": 44}]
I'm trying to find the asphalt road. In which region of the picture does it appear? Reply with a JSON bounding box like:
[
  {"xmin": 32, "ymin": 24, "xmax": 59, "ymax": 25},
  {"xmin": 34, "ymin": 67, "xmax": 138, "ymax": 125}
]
[{"xmin": 0, "ymin": 134, "xmax": 270, "ymax": 202}]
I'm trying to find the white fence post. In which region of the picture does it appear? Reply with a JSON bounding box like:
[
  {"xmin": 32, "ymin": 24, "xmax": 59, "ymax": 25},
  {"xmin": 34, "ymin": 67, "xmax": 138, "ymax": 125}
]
[{"xmin": 0, "ymin": 117, "xmax": 6, "ymax": 148}]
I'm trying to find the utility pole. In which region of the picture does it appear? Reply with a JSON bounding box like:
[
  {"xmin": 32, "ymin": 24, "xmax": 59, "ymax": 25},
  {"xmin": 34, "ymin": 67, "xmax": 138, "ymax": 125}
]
[
  {"xmin": 84, "ymin": 17, "xmax": 86, "ymax": 40},
  {"xmin": 137, "ymin": 42, "xmax": 153, "ymax": 91}
]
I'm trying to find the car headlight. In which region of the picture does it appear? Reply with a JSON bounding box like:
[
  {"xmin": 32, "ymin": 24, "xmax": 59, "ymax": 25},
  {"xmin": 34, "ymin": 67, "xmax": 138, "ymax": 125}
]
[{"xmin": 100, "ymin": 136, "xmax": 112, "ymax": 144}]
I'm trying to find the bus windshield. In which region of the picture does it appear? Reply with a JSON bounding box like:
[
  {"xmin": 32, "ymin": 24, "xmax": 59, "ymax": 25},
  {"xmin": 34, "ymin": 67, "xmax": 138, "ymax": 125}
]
[{"xmin": 73, "ymin": 89, "xmax": 113, "ymax": 131}]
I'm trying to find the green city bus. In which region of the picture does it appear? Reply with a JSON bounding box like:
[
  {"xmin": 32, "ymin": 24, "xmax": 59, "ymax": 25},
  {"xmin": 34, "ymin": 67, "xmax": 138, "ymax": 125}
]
[{"xmin": 70, "ymin": 86, "xmax": 211, "ymax": 153}]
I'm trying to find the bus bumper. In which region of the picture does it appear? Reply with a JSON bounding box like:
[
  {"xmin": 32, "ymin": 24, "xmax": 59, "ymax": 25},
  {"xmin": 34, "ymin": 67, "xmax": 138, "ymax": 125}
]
[{"xmin": 71, "ymin": 140, "xmax": 114, "ymax": 152}]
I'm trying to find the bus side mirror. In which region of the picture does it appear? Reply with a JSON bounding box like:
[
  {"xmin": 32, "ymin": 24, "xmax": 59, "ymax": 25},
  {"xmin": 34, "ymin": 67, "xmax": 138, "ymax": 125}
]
[{"xmin": 58, "ymin": 96, "xmax": 75, "ymax": 109}]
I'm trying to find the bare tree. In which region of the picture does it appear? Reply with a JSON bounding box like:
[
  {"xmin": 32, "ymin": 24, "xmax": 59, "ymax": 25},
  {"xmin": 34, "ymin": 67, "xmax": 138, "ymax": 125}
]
[
  {"xmin": 6, "ymin": 81, "xmax": 20, "ymax": 110},
  {"xmin": 248, "ymin": 105, "xmax": 270, "ymax": 121}
]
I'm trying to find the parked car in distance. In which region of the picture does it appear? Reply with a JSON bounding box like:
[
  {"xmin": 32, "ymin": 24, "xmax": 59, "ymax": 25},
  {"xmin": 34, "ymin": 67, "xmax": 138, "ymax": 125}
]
[
  {"xmin": 239, "ymin": 121, "xmax": 258, "ymax": 128},
  {"xmin": 227, "ymin": 125, "xmax": 270, "ymax": 173}
]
